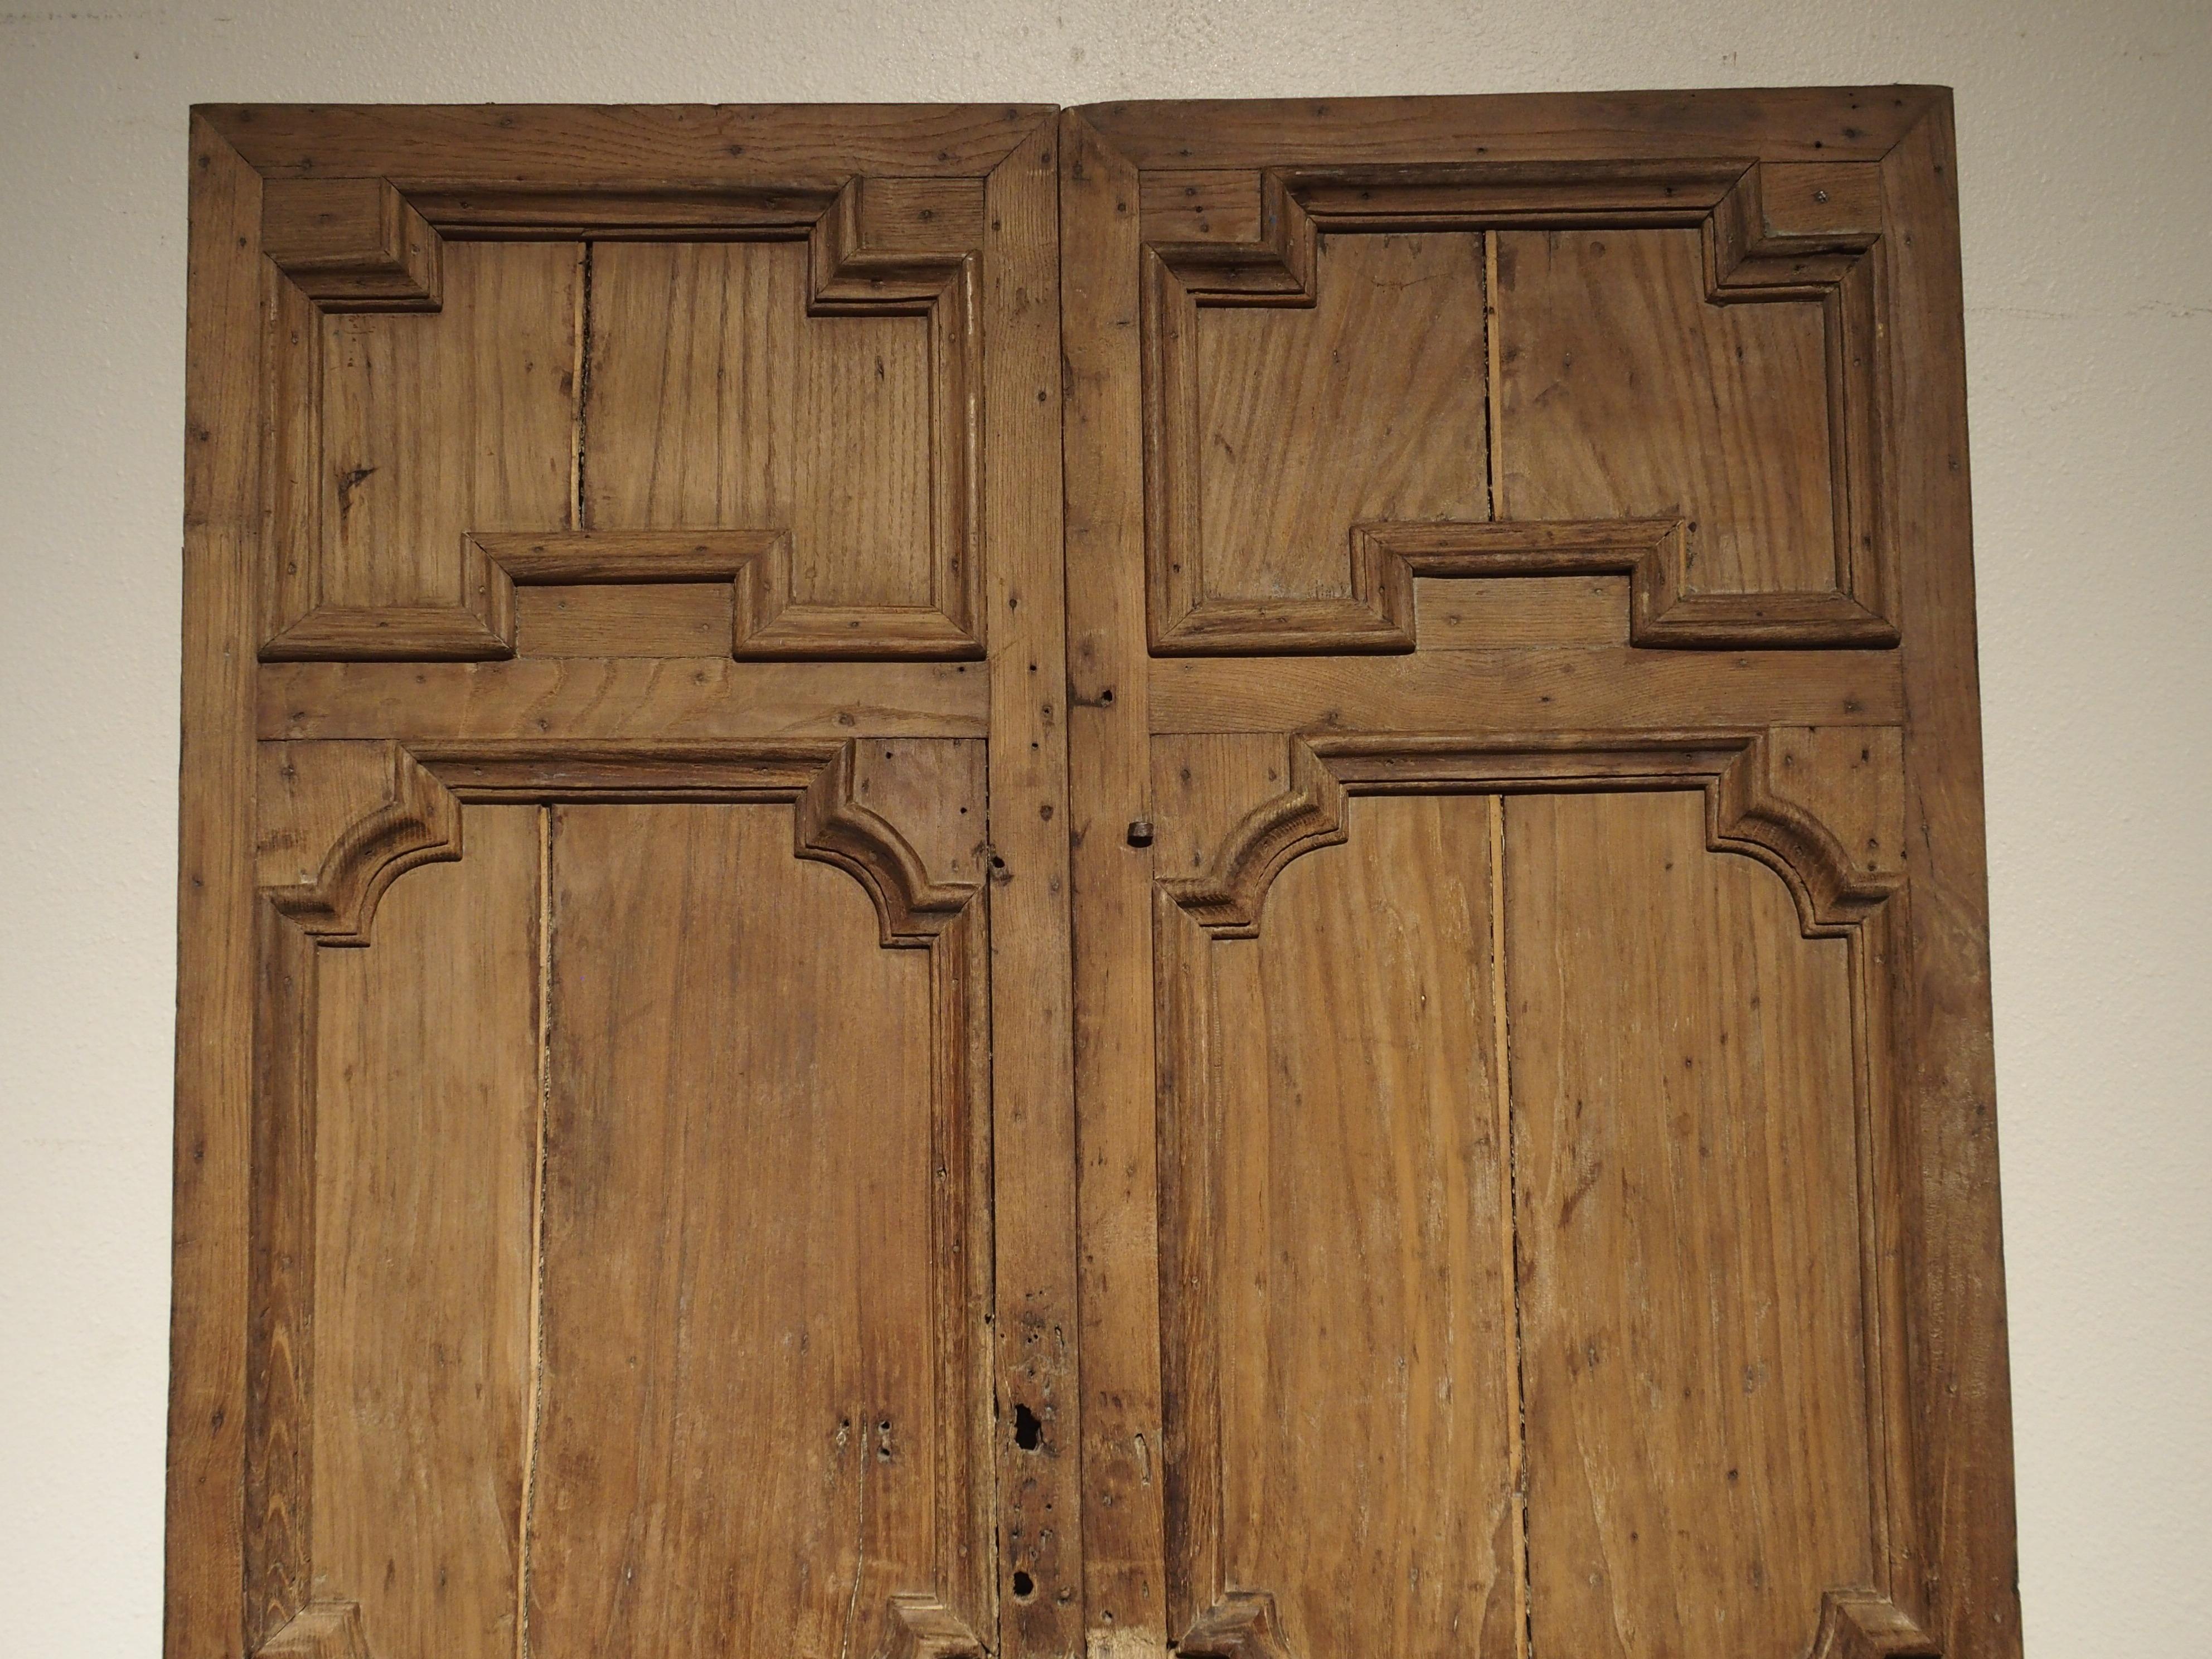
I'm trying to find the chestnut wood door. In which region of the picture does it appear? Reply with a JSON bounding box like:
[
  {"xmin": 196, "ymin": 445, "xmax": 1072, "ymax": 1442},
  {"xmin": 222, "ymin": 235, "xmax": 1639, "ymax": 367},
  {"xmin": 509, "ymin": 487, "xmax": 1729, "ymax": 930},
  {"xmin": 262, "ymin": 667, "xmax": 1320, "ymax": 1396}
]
[
  {"xmin": 1056, "ymin": 94, "xmax": 2012, "ymax": 1659},
  {"xmin": 173, "ymin": 93, "xmax": 2016, "ymax": 1659},
  {"xmin": 174, "ymin": 104, "xmax": 1077, "ymax": 1659}
]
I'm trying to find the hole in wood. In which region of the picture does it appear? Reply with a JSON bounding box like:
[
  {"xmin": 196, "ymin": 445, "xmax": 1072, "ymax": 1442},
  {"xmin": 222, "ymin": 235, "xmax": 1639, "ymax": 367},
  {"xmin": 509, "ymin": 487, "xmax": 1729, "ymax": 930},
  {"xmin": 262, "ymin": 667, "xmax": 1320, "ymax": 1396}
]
[{"xmin": 1013, "ymin": 1402, "xmax": 1042, "ymax": 1450}]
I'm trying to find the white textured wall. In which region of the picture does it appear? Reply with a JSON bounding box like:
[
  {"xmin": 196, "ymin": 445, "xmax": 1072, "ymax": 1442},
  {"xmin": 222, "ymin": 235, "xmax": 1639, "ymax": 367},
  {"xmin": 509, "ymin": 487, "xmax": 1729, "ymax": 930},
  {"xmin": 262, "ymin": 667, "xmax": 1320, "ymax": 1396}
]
[{"xmin": 2, "ymin": 3, "xmax": 2205, "ymax": 1652}]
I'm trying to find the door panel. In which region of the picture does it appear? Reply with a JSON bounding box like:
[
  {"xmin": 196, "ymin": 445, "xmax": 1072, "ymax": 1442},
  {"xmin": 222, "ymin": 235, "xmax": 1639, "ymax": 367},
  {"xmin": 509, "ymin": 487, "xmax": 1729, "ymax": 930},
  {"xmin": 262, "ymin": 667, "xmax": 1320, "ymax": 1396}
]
[
  {"xmin": 308, "ymin": 806, "xmax": 540, "ymax": 1659},
  {"xmin": 1164, "ymin": 795, "xmax": 1522, "ymax": 1659},
  {"xmin": 1189, "ymin": 231, "xmax": 1491, "ymax": 609},
  {"xmin": 1495, "ymin": 227, "xmax": 1840, "ymax": 599},
  {"xmin": 531, "ymin": 802, "xmax": 982, "ymax": 1659},
  {"xmin": 1507, "ymin": 791, "xmax": 1874, "ymax": 1657},
  {"xmin": 1061, "ymin": 93, "xmax": 2004, "ymax": 1659},
  {"xmin": 176, "ymin": 93, "xmax": 2012, "ymax": 1659},
  {"xmin": 182, "ymin": 103, "xmax": 1073, "ymax": 1659}
]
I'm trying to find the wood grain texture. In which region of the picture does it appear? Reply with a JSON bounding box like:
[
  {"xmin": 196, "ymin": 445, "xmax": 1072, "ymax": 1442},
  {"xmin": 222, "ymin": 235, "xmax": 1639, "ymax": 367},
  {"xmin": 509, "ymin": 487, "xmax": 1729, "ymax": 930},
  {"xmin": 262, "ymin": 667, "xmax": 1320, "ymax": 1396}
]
[
  {"xmin": 261, "ymin": 178, "xmax": 442, "ymax": 312},
  {"xmin": 254, "ymin": 741, "xmax": 460, "ymax": 945},
  {"xmin": 1879, "ymin": 96, "xmax": 2020, "ymax": 1656},
  {"xmin": 258, "ymin": 659, "xmax": 991, "ymax": 744},
  {"xmin": 1185, "ymin": 797, "xmax": 1522, "ymax": 1659},
  {"xmin": 1139, "ymin": 733, "xmax": 1917, "ymax": 1659},
  {"xmin": 170, "ymin": 117, "xmax": 265, "ymax": 1659},
  {"xmin": 1189, "ymin": 231, "xmax": 1488, "ymax": 605},
  {"xmin": 310, "ymin": 808, "xmax": 539, "ymax": 1659},
  {"xmin": 512, "ymin": 583, "xmax": 734, "ymax": 657},
  {"xmin": 264, "ymin": 241, "xmax": 580, "ymax": 658},
  {"xmin": 1059, "ymin": 111, "xmax": 1172, "ymax": 1659},
  {"xmin": 584, "ymin": 236, "xmax": 981, "ymax": 656},
  {"xmin": 529, "ymin": 802, "xmax": 984, "ymax": 1659},
  {"xmin": 1496, "ymin": 226, "xmax": 1835, "ymax": 598},
  {"xmin": 199, "ymin": 103, "xmax": 1051, "ymax": 186},
  {"xmin": 1505, "ymin": 789, "xmax": 1875, "ymax": 1658},
  {"xmin": 1075, "ymin": 88, "xmax": 1942, "ymax": 168},
  {"xmin": 1418, "ymin": 573, "xmax": 1631, "ymax": 648},
  {"xmin": 1148, "ymin": 648, "xmax": 1904, "ymax": 735},
  {"xmin": 980, "ymin": 118, "xmax": 1086, "ymax": 1659},
  {"xmin": 174, "ymin": 90, "xmax": 2009, "ymax": 1659},
  {"xmin": 1137, "ymin": 156, "xmax": 1893, "ymax": 651}
]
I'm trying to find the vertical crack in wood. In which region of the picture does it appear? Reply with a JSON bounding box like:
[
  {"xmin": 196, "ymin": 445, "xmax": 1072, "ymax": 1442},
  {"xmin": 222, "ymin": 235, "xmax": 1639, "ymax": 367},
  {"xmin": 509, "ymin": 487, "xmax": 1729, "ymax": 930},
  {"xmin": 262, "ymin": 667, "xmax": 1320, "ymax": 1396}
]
[
  {"xmin": 516, "ymin": 803, "xmax": 552, "ymax": 1659},
  {"xmin": 1488, "ymin": 795, "xmax": 1536, "ymax": 1659}
]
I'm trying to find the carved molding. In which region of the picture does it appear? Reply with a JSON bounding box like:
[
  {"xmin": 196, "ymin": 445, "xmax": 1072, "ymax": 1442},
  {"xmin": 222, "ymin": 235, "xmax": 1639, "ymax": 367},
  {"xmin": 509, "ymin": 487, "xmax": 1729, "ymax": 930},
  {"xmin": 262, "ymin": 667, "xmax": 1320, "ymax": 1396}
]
[
  {"xmin": 244, "ymin": 737, "xmax": 995, "ymax": 1655},
  {"xmin": 255, "ymin": 1599, "xmax": 372, "ymax": 1659},
  {"xmin": 262, "ymin": 179, "xmax": 440, "ymax": 312},
  {"xmin": 1177, "ymin": 1592, "xmax": 1294, "ymax": 1659},
  {"xmin": 1141, "ymin": 159, "xmax": 1894, "ymax": 654},
  {"xmin": 256, "ymin": 738, "xmax": 979, "ymax": 949},
  {"xmin": 1156, "ymin": 740, "xmax": 1346, "ymax": 939},
  {"xmin": 1810, "ymin": 1590, "xmax": 1942, "ymax": 1658},
  {"xmin": 1171, "ymin": 1588, "xmax": 1938, "ymax": 1659},
  {"xmin": 260, "ymin": 174, "xmax": 986, "ymax": 663},
  {"xmin": 882, "ymin": 1593, "xmax": 991, "ymax": 1659},
  {"xmin": 1163, "ymin": 729, "xmax": 1900, "ymax": 941},
  {"xmin": 1149, "ymin": 726, "xmax": 1923, "ymax": 1657},
  {"xmin": 256, "ymin": 741, "xmax": 462, "ymax": 947},
  {"xmin": 793, "ymin": 743, "xmax": 979, "ymax": 947}
]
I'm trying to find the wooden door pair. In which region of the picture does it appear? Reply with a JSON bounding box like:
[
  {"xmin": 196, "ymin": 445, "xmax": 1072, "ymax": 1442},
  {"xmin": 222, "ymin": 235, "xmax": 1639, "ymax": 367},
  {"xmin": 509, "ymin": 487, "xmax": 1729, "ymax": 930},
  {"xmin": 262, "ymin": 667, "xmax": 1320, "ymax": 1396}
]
[{"xmin": 172, "ymin": 93, "xmax": 2016, "ymax": 1659}]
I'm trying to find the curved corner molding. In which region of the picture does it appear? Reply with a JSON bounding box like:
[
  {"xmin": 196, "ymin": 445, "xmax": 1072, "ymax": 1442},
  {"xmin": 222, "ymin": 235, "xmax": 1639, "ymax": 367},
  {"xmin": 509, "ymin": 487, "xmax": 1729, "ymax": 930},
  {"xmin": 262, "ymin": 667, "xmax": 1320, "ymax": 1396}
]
[
  {"xmin": 1157, "ymin": 743, "xmax": 1347, "ymax": 939},
  {"xmin": 257, "ymin": 741, "xmax": 462, "ymax": 947},
  {"xmin": 255, "ymin": 1599, "xmax": 371, "ymax": 1659},
  {"xmin": 882, "ymin": 1594, "xmax": 989, "ymax": 1659},
  {"xmin": 405, "ymin": 736, "xmax": 981, "ymax": 949},
  {"xmin": 1178, "ymin": 1592, "xmax": 1295, "ymax": 1659},
  {"xmin": 256, "ymin": 736, "xmax": 979, "ymax": 950},
  {"xmin": 1163, "ymin": 728, "xmax": 1901, "ymax": 940},
  {"xmin": 793, "ymin": 743, "xmax": 979, "ymax": 948},
  {"xmin": 1142, "ymin": 159, "xmax": 1895, "ymax": 654},
  {"xmin": 1810, "ymin": 1589, "xmax": 1941, "ymax": 1658}
]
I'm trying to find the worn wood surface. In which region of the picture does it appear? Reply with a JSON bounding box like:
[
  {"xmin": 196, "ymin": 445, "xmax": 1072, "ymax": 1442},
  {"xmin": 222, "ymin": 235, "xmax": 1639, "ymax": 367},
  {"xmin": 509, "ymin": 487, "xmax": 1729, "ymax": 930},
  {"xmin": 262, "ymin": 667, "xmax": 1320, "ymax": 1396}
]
[
  {"xmin": 309, "ymin": 808, "xmax": 539, "ymax": 1659},
  {"xmin": 1496, "ymin": 226, "xmax": 1837, "ymax": 598},
  {"xmin": 1062, "ymin": 88, "xmax": 2006, "ymax": 1659},
  {"xmin": 1507, "ymin": 790, "xmax": 1874, "ymax": 1656},
  {"xmin": 530, "ymin": 802, "xmax": 944, "ymax": 1657},
  {"xmin": 1184, "ymin": 230, "xmax": 1490, "ymax": 608},
  {"xmin": 175, "ymin": 91, "xmax": 2012, "ymax": 1659},
  {"xmin": 1199, "ymin": 797, "xmax": 1521, "ymax": 1659}
]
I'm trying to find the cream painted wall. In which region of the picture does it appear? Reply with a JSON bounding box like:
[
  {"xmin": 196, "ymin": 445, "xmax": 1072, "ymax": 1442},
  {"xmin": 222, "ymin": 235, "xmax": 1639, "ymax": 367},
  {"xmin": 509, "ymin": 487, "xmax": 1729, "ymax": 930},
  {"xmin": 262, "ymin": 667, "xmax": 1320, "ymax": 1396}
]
[{"xmin": 2, "ymin": 2, "xmax": 2205, "ymax": 1653}]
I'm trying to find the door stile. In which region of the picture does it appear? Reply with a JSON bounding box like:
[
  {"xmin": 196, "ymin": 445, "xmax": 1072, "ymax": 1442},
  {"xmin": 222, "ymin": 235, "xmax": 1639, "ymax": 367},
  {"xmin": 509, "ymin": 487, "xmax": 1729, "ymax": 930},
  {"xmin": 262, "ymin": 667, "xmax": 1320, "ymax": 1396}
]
[
  {"xmin": 1060, "ymin": 108, "xmax": 1173, "ymax": 1659},
  {"xmin": 981, "ymin": 113, "xmax": 1088, "ymax": 1659},
  {"xmin": 171, "ymin": 115, "xmax": 266, "ymax": 1659}
]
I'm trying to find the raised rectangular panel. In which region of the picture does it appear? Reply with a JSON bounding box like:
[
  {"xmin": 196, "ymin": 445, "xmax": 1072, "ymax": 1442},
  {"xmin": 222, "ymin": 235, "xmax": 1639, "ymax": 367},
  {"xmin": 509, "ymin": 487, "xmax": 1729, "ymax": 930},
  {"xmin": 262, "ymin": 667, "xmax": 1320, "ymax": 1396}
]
[
  {"xmin": 1505, "ymin": 789, "xmax": 1876, "ymax": 1656},
  {"xmin": 1192, "ymin": 232, "xmax": 1490, "ymax": 607},
  {"xmin": 1495, "ymin": 227, "xmax": 1837, "ymax": 600},
  {"xmin": 583, "ymin": 235, "xmax": 983, "ymax": 659},
  {"xmin": 307, "ymin": 807, "xmax": 540, "ymax": 1659},
  {"xmin": 1144, "ymin": 759, "xmax": 1907, "ymax": 1659},
  {"xmin": 586, "ymin": 241, "xmax": 930, "ymax": 601},
  {"xmin": 265, "ymin": 241, "xmax": 581, "ymax": 656}
]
